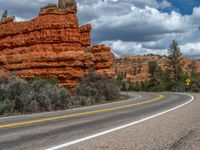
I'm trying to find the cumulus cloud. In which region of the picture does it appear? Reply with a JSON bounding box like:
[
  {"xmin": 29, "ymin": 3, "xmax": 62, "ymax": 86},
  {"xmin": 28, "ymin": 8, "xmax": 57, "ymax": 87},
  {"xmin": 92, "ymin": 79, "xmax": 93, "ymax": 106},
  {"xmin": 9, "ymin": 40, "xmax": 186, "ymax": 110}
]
[
  {"xmin": 76, "ymin": 0, "xmax": 200, "ymax": 59},
  {"xmin": 91, "ymin": 6, "xmax": 188, "ymax": 42},
  {"xmin": 181, "ymin": 43, "xmax": 200, "ymax": 58},
  {"xmin": 103, "ymin": 40, "xmax": 168, "ymax": 58},
  {"xmin": 159, "ymin": 0, "xmax": 172, "ymax": 9}
]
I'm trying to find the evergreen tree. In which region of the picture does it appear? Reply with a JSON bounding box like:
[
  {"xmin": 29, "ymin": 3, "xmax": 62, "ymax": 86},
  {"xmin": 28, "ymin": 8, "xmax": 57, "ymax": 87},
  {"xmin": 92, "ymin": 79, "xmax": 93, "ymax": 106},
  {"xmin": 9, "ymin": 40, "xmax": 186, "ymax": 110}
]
[
  {"xmin": 190, "ymin": 73, "xmax": 200, "ymax": 92},
  {"xmin": 148, "ymin": 61, "xmax": 159, "ymax": 87},
  {"xmin": 160, "ymin": 69, "xmax": 172, "ymax": 91},
  {"xmin": 167, "ymin": 40, "xmax": 183, "ymax": 91}
]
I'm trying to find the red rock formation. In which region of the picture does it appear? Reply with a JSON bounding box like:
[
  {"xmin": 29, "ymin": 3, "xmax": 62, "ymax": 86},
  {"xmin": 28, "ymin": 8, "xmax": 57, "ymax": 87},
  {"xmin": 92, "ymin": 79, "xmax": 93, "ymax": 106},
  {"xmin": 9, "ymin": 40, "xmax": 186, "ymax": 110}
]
[
  {"xmin": 91, "ymin": 45, "xmax": 115, "ymax": 77},
  {"xmin": 115, "ymin": 56, "xmax": 198, "ymax": 83},
  {"xmin": 194, "ymin": 60, "xmax": 200, "ymax": 74},
  {"xmin": 115, "ymin": 56, "xmax": 165, "ymax": 82},
  {"xmin": 0, "ymin": 1, "xmax": 115, "ymax": 89},
  {"xmin": 79, "ymin": 24, "xmax": 92, "ymax": 48}
]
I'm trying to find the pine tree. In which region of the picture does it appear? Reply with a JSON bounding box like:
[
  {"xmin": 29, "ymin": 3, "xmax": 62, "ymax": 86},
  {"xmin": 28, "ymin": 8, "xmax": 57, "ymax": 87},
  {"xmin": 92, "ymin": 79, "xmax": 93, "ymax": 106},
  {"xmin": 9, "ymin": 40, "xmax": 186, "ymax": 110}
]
[
  {"xmin": 167, "ymin": 40, "xmax": 183, "ymax": 91},
  {"xmin": 148, "ymin": 61, "xmax": 159, "ymax": 87}
]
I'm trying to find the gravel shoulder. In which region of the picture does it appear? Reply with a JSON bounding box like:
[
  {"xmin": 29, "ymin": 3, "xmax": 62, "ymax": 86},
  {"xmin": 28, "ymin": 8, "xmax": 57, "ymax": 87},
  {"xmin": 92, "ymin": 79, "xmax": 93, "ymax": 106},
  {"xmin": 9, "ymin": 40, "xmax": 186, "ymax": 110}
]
[{"xmin": 68, "ymin": 93, "xmax": 200, "ymax": 150}]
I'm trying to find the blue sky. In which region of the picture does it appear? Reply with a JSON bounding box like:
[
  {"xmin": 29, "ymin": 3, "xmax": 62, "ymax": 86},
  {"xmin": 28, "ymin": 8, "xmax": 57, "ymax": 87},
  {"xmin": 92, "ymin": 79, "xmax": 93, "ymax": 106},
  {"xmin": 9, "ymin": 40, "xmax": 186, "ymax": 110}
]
[
  {"xmin": 159, "ymin": 0, "xmax": 200, "ymax": 15},
  {"xmin": 0, "ymin": 0, "xmax": 200, "ymax": 59}
]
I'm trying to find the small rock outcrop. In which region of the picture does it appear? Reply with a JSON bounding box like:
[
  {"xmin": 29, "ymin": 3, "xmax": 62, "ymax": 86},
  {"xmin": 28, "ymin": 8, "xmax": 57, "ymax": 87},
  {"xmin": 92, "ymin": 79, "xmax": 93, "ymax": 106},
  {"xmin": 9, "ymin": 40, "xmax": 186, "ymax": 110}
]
[
  {"xmin": 58, "ymin": 0, "xmax": 77, "ymax": 12},
  {"xmin": 1, "ymin": 10, "xmax": 7, "ymax": 21},
  {"xmin": 0, "ymin": 0, "xmax": 115, "ymax": 89},
  {"xmin": 0, "ymin": 10, "xmax": 15, "ymax": 25}
]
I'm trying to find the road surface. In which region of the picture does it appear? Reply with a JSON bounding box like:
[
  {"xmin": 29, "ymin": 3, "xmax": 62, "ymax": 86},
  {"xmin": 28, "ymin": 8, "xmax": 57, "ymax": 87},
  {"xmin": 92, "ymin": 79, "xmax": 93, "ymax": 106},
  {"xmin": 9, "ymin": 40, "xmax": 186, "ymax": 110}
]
[{"xmin": 0, "ymin": 92, "xmax": 197, "ymax": 150}]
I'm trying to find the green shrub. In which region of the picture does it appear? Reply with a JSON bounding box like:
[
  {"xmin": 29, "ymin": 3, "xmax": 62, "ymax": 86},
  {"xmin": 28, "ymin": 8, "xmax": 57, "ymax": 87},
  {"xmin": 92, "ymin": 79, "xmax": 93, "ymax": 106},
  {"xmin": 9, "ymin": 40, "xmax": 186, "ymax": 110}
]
[
  {"xmin": 6, "ymin": 76, "xmax": 31, "ymax": 113},
  {"xmin": 71, "ymin": 95, "xmax": 95, "ymax": 107},
  {"xmin": 0, "ymin": 74, "xmax": 121, "ymax": 115},
  {"xmin": 0, "ymin": 100, "xmax": 11, "ymax": 115},
  {"xmin": 77, "ymin": 73, "xmax": 120, "ymax": 102},
  {"xmin": 0, "ymin": 76, "xmax": 72, "ymax": 114}
]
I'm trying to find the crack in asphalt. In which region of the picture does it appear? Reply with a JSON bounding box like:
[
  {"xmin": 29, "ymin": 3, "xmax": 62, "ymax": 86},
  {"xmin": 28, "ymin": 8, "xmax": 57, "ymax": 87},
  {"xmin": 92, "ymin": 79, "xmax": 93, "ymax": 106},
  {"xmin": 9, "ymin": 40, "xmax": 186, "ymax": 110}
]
[{"xmin": 169, "ymin": 129, "xmax": 196, "ymax": 150}]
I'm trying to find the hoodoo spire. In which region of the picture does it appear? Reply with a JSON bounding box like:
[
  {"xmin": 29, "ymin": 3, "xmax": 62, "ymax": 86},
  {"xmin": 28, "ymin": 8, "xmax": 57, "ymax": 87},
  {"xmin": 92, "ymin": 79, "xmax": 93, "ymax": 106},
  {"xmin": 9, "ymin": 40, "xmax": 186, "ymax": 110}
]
[{"xmin": 58, "ymin": 0, "xmax": 77, "ymax": 12}]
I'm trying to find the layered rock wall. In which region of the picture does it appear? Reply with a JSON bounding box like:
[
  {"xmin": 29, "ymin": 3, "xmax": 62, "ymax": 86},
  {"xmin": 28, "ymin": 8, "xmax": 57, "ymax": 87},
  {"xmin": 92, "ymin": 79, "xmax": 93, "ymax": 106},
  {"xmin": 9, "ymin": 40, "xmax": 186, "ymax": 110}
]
[
  {"xmin": 79, "ymin": 24, "xmax": 92, "ymax": 48},
  {"xmin": 0, "ymin": 1, "xmax": 115, "ymax": 89},
  {"xmin": 91, "ymin": 45, "xmax": 115, "ymax": 77}
]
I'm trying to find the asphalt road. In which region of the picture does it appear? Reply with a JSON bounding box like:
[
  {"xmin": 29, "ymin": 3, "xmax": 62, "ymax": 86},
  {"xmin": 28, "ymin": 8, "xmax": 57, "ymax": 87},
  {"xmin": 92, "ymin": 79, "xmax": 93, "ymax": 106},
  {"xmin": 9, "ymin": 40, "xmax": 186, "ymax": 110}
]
[{"xmin": 0, "ymin": 92, "xmax": 195, "ymax": 150}]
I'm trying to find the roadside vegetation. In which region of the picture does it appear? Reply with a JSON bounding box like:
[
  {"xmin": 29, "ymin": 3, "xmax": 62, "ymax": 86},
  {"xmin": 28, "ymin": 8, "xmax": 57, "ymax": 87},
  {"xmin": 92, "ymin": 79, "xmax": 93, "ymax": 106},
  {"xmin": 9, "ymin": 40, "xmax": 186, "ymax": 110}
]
[
  {"xmin": 0, "ymin": 72, "xmax": 121, "ymax": 115},
  {"xmin": 118, "ymin": 40, "xmax": 200, "ymax": 92},
  {"xmin": 0, "ymin": 76, "xmax": 71, "ymax": 115},
  {"xmin": 76, "ymin": 71, "xmax": 120, "ymax": 103}
]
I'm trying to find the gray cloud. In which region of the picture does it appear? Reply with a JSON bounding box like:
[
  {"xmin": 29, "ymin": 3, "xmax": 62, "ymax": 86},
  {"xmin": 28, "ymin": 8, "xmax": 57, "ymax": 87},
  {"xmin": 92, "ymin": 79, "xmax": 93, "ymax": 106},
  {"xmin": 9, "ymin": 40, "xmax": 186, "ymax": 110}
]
[
  {"xmin": 89, "ymin": 5, "xmax": 189, "ymax": 43},
  {"xmin": 0, "ymin": 0, "xmax": 56, "ymax": 19}
]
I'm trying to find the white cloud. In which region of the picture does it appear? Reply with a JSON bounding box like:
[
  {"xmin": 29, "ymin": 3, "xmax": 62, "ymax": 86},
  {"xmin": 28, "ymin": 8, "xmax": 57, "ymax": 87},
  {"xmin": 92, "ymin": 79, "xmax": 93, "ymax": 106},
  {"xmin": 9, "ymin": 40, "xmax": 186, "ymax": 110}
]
[
  {"xmin": 90, "ymin": 4, "xmax": 190, "ymax": 44},
  {"xmin": 85, "ymin": 2, "xmax": 200, "ymax": 59},
  {"xmin": 192, "ymin": 7, "xmax": 200, "ymax": 18},
  {"xmin": 159, "ymin": 0, "xmax": 172, "ymax": 9},
  {"xmin": 103, "ymin": 40, "xmax": 168, "ymax": 57},
  {"xmin": 15, "ymin": 16, "xmax": 25, "ymax": 21},
  {"xmin": 181, "ymin": 43, "xmax": 200, "ymax": 56}
]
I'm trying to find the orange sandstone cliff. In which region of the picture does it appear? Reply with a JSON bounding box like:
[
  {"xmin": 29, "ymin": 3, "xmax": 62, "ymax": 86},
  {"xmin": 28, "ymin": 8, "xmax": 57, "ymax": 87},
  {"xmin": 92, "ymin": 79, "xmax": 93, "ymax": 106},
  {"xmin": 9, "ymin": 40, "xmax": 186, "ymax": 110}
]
[
  {"xmin": 194, "ymin": 60, "xmax": 200, "ymax": 74},
  {"xmin": 115, "ymin": 56, "xmax": 199, "ymax": 83},
  {"xmin": 0, "ymin": 1, "xmax": 115, "ymax": 88}
]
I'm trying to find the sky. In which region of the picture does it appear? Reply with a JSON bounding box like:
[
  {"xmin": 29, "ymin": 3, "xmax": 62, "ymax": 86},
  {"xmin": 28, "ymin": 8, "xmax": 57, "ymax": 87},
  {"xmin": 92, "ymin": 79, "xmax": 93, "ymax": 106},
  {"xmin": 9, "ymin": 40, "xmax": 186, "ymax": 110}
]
[{"xmin": 1, "ymin": 0, "xmax": 200, "ymax": 59}]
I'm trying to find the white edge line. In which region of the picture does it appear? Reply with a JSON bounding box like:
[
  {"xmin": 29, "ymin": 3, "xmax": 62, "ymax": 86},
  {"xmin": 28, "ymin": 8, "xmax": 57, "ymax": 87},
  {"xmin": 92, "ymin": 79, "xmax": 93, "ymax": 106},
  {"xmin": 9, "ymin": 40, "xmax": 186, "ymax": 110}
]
[
  {"xmin": 0, "ymin": 95, "xmax": 142, "ymax": 120},
  {"xmin": 46, "ymin": 93, "xmax": 194, "ymax": 150}
]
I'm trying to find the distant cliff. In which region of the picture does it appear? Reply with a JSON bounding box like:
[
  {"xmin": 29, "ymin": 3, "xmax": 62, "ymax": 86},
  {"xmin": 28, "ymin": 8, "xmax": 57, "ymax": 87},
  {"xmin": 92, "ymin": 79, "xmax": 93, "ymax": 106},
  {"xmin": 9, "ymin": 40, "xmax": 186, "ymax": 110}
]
[
  {"xmin": 115, "ymin": 55, "xmax": 200, "ymax": 83},
  {"xmin": 0, "ymin": 1, "xmax": 115, "ymax": 89}
]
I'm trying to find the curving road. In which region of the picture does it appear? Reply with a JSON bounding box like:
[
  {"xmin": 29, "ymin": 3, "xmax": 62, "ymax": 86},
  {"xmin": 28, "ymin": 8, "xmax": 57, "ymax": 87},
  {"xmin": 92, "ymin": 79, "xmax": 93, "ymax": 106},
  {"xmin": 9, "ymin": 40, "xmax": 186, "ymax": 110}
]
[{"xmin": 0, "ymin": 92, "xmax": 196, "ymax": 150}]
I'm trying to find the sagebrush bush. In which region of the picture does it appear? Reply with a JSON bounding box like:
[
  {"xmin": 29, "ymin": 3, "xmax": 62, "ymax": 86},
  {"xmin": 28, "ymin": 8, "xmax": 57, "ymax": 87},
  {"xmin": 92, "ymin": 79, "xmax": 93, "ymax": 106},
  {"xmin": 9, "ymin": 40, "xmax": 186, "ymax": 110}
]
[
  {"xmin": 71, "ymin": 95, "xmax": 95, "ymax": 107},
  {"xmin": 76, "ymin": 73, "xmax": 120, "ymax": 102},
  {"xmin": 0, "ymin": 76, "xmax": 72, "ymax": 115},
  {"xmin": 0, "ymin": 74, "xmax": 121, "ymax": 115},
  {"xmin": 0, "ymin": 100, "xmax": 11, "ymax": 115}
]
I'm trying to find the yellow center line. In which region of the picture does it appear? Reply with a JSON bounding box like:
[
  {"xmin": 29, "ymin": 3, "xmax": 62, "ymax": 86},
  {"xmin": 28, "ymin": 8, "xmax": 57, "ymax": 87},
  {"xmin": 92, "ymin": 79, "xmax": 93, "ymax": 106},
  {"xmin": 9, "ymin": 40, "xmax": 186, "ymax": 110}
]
[{"xmin": 0, "ymin": 94, "xmax": 164, "ymax": 129}]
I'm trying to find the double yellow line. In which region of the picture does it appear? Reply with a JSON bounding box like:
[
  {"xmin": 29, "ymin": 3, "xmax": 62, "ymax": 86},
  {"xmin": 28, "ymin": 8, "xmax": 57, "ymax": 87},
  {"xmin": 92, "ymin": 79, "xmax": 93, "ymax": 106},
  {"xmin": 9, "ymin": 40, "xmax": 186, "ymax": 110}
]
[{"xmin": 0, "ymin": 94, "xmax": 164, "ymax": 129}]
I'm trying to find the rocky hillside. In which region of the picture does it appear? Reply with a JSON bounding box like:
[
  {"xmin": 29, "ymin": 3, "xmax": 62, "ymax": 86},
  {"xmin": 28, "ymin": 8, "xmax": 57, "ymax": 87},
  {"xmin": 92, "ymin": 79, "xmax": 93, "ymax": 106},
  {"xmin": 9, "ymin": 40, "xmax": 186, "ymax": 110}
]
[
  {"xmin": 0, "ymin": 1, "xmax": 115, "ymax": 89},
  {"xmin": 115, "ymin": 55, "xmax": 200, "ymax": 83}
]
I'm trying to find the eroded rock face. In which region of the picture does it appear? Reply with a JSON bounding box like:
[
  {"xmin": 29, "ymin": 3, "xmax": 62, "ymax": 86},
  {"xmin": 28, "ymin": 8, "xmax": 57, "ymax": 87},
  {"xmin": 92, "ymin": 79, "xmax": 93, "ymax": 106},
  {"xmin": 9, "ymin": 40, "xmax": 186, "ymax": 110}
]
[
  {"xmin": 194, "ymin": 60, "xmax": 200, "ymax": 74},
  {"xmin": 0, "ymin": 0, "xmax": 115, "ymax": 89},
  {"xmin": 115, "ymin": 56, "xmax": 200, "ymax": 83},
  {"xmin": 91, "ymin": 45, "xmax": 115, "ymax": 77}
]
